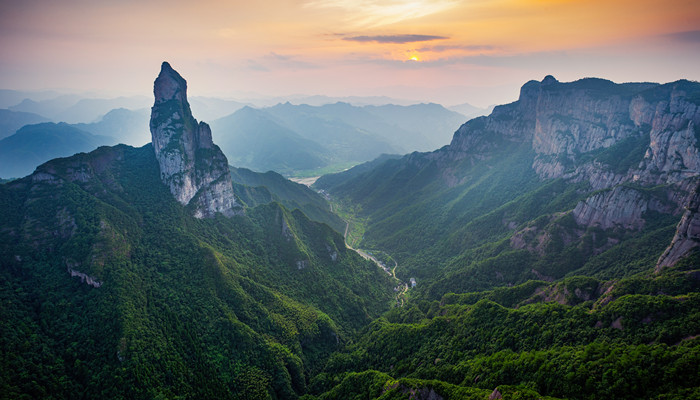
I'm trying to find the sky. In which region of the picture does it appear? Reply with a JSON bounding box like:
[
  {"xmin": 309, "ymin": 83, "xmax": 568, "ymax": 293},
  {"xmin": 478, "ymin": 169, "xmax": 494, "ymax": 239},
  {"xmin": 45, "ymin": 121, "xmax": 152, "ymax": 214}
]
[{"xmin": 1, "ymin": 0, "xmax": 699, "ymax": 107}]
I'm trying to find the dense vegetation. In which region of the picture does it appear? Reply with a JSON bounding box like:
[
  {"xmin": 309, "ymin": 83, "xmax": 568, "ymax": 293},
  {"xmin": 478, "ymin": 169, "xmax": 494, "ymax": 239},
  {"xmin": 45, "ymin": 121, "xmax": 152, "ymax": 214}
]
[
  {"xmin": 305, "ymin": 267, "xmax": 700, "ymax": 399},
  {"xmin": 230, "ymin": 166, "xmax": 345, "ymax": 233},
  {"xmin": 0, "ymin": 144, "xmax": 393, "ymax": 399}
]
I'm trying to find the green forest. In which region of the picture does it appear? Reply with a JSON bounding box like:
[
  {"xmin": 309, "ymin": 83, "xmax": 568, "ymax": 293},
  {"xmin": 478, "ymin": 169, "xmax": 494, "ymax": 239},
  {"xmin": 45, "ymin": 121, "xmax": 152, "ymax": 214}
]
[{"xmin": 2, "ymin": 77, "xmax": 700, "ymax": 399}]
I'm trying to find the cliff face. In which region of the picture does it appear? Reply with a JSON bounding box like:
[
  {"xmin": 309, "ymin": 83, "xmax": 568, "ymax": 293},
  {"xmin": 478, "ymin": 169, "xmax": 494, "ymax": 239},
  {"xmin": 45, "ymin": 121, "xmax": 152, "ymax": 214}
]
[
  {"xmin": 149, "ymin": 62, "xmax": 239, "ymax": 218},
  {"xmin": 656, "ymin": 182, "xmax": 700, "ymax": 271},
  {"xmin": 436, "ymin": 76, "xmax": 700, "ymax": 267}
]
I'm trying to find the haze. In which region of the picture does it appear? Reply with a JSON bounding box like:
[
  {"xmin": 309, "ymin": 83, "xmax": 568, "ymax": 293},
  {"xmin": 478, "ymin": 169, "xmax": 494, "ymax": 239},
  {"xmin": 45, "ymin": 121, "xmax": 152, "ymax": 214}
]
[{"xmin": 1, "ymin": 0, "xmax": 699, "ymax": 107}]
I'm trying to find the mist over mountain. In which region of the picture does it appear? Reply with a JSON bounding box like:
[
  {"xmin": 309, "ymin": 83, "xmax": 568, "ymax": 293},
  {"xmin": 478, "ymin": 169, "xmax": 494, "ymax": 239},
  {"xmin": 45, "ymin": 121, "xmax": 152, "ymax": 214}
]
[
  {"xmin": 211, "ymin": 106, "xmax": 331, "ymax": 174},
  {"xmin": 210, "ymin": 101, "xmax": 465, "ymax": 175},
  {"xmin": 448, "ymin": 102, "xmax": 494, "ymax": 119},
  {"xmin": 0, "ymin": 122, "xmax": 115, "ymax": 178},
  {"xmin": 0, "ymin": 108, "xmax": 50, "ymax": 139},
  {"xmin": 75, "ymin": 108, "xmax": 150, "ymax": 146}
]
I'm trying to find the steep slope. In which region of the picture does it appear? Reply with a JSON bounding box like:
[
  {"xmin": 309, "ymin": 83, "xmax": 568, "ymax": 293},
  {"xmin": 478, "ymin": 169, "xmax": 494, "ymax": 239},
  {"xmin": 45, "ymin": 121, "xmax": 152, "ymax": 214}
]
[
  {"xmin": 0, "ymin": 122, "xmax": 115, "ymax": 178},
  {"xmin": 316, "ymin": 77, "xmax": 700, "ymax": 296},
  {"xmin": 230, "ymin": 166, "xmax": 345, "ymax": 233},
  {"xmin": 149, "ymin": 62, "xmax": 239, "ymax": 218}
]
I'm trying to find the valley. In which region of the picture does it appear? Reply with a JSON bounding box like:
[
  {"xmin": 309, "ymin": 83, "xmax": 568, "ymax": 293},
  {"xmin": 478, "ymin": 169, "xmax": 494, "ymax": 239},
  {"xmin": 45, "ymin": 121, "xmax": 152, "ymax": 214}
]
[{"xmin": 1, "ymin": 64, "xmax": 699, "ymax": 400}]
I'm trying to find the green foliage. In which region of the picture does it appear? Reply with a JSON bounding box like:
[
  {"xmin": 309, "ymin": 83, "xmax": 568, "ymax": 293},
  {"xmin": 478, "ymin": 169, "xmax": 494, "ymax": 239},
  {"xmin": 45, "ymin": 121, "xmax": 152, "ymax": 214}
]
[
  {"xmin": 0, "ymin": 144, "xmax": 393, "ymax": 399},
  {"xmin": 312, "ymin": 269, "xmax": 700, "ymax": 400},
  {"xmin": 230, "ymin": 166, "xmax": 345, "ymax": 233}
]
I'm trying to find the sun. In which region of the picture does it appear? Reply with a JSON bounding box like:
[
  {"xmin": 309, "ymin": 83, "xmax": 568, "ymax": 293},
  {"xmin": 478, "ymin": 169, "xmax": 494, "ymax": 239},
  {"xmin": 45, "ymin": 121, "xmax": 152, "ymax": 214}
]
[{"xmin": 407, "ymin": 51, "xmax": 421, "ymax": 61}]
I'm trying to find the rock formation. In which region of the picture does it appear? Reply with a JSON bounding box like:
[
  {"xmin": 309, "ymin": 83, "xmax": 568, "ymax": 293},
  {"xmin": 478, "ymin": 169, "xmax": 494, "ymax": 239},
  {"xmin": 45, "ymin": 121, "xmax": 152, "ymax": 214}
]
[
  {"xmin": 149, "ymin": 62, "xmax": 239, "ymax": 218},
  {"xmin": 656, "ymin": 181, "xmax": 700, "ymax": 271},
  {"xmin": 437, "ymin": 76, "xmax": 700, "ymax": 229}
]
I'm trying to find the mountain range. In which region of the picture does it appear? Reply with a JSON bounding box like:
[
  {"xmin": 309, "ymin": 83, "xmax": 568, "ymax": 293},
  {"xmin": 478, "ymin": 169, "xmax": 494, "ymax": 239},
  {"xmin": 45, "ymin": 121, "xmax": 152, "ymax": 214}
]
[
  {"xmin": 0, "ymin": 92, "xmax": 471, "ymax": 179},
  {"xmin": 210, "ymin": 101, "xmax": 465, "ymax": 175},
  {"xmin": 1, "ymin": 65, "xmax": 699, "ymax": 399}
]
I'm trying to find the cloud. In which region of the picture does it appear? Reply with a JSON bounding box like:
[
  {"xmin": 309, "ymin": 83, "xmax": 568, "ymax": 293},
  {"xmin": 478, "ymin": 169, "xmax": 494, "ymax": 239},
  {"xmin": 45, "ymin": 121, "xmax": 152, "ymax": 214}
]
[
  {"xmin": 662, "ymin": 30, "xmax": 700, "ymax": 43},
  {"xmin": 416, "ymin": 44, "xmax": 495, "ymax": 52},
  {"xmin": 344, "ymin": 34, "xmax": 448, "ymax": 44},
  {"xmin": 304, "ymin": 0, "xmax": 460, "ymax": 27}
]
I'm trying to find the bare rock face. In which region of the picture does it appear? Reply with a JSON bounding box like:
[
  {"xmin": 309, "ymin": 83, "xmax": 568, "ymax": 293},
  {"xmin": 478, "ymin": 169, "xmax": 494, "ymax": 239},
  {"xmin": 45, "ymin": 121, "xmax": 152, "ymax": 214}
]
[
  {"xmin": 572, "ymin": 186, "xmax": 672, "ymax": 230},
  {"xmin": 149, "ymin": 62, "xmax": 239, "ymax": 218},
  {"xmin": 656, "ymin": 181, "xmax": 700, "ymax": 271}
]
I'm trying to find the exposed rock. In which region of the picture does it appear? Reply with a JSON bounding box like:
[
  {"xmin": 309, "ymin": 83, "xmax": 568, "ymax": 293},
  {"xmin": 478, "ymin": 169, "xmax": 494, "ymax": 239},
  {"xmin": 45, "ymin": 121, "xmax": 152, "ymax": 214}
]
[
  {"xmin": 573, "ymin": 185, "xmax": 673, "ymax": 230},
  {"xmin": 656, "ymin": 180, "xmax": 700, "ymax": 271},
  {"xmin": 488, "ymin": 387, "xmax": 503, "ymax": 400},
  {"xmin": 150, "ymin": 62, "xmax": 239, "ymax": 218},
  {"xmin": 66, "ymin": 260, "xmax": 102, "ymax": 288}
]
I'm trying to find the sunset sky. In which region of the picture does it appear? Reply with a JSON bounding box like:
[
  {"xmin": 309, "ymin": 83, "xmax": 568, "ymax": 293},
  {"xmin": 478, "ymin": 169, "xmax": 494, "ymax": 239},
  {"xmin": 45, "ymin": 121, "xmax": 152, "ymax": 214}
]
[{"xmin": 1, "ymin": 0, "xmax": 699, "ymax": 106}]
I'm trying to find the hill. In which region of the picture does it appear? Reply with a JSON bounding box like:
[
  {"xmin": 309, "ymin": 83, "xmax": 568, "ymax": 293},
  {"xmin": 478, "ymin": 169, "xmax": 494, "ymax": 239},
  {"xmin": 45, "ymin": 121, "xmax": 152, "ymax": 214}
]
[
  {"xmin": 0, "ymin": 122, "xmax": 115, "ymax": 178},
  {"xmin": 0, "ymin": 109, "xmax": 50, "ymax": 139}
]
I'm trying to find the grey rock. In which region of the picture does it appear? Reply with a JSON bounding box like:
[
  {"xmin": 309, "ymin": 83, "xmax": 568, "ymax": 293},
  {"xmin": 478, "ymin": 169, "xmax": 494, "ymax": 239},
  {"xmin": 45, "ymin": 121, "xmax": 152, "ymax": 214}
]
[
  {"xmin": 656, "ymin": 181, "xmax": 700, "ymax": 270},
  {"xmin": 149, "ymin": 62, "xmax": 239, "ymax": 218}
]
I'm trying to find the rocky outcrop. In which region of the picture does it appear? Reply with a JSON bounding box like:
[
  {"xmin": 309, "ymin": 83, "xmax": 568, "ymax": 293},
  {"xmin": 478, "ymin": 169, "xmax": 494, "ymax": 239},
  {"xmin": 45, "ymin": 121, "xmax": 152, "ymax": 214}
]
[
  {"xmin": 150, "ymin": 62, "xmax": 239, "ymax": 218},
  {"xmin": 656, "ymin": 181, "xmax": 700, "ymax": 271},
  {"xmin": 443, "ymin": 76, "xmax": 700, "ymax": 232},
  {"xmin": 573, "ymin": 186, "xmax": 673, "ymax": 230}
]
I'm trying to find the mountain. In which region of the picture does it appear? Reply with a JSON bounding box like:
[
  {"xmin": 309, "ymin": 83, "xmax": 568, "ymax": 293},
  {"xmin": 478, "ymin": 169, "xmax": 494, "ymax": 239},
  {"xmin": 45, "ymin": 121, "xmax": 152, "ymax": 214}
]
[
  {"xmin": 54, "ymin": 96, "xmax": 151, "ymax": 123},
  {"xmin": 0, "ymin": 108, "xmax": 50, "ymax": 139},
  {"xmin": 211, "ymin": 106, "xmax": 330, "ymax": 174},
  {"xmin": 3, "ymin": 64, "xmax": 700, "ymax": 399},
  {"xmin": 267, "ymin": 102, "xmax": 464, "ymax": 154},
  {"xmin": 189, "ymin": 96, "xmax": 248, "ymax": 122},
  {"xmin": 448, "ymin": 101, "xmax": 494, "ymax": 119},
  {"xmin": 0, "ymin": 63, "xmax": 393, "ymax": 399},
  {"xmin": 149, "ymin": 61, "xmax": 240, "ymax": 218},
  {"xmin": 0, "ymin": 122, "xmax": 115, "ymax": 178},
  {"xmin": 210, "ymin": 101, "xmax": 465, "ymax": 176},
  {"xmin": 363, "ymin": 103, "xmax": 468, "ymax": 150},
  {"xmin": 75, "ymin": 107, "xmax": 151, "ymax": 146},
  {"xmin": 310, "ymin": 76, "xmax": 700, "ymax": 399},
  {"xmin": 230, "ymin": 166, "xmax": 346, "ymax": 233},
  {"xmin": 8, "ymin": 94, "xmax": 83, "ymax": 120},
  {"xmin": 0, "ymin": 89, "xmax": 66, "ymax": 109},
  {"xmin": 317, "ymin": 76, "xmax": 700, "ymax": 290},
  {"xmin": 262, "ymin": 102, "xmax": 396, "ymax": 162}
]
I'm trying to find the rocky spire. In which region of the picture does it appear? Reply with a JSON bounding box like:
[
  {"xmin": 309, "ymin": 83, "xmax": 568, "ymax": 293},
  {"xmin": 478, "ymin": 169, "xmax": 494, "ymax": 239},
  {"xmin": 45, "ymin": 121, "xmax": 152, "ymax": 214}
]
[
  {"xmin": 656, "ymin": 181, "xmax": 700, "ymax": 272},
  {"xmin": 150, "ymin": 61, "xmax": 239, "ymax": 218}
]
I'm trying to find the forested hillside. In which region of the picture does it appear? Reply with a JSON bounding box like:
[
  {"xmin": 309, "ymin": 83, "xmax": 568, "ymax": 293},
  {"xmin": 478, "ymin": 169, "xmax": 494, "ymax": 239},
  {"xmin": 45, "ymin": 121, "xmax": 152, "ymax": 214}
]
[{"xmin": 0, "ymin": 143, "xmax": 393, "ymax": 399}]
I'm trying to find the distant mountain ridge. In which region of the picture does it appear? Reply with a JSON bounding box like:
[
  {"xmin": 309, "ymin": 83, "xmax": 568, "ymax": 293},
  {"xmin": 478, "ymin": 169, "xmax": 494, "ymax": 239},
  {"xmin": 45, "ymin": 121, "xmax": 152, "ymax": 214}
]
[
  {"xmin": 0, "ymin": 122, "xmax": 116, "ymax": 178},
  {"xmin": 211, "ymin": 101, "xmax": 465, "ymax": 175}
]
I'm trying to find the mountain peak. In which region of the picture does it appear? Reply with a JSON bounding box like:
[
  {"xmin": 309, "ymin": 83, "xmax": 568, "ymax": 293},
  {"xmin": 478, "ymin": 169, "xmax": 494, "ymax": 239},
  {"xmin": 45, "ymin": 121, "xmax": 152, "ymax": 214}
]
[
  {"xmin": 153, "ymin": 61, "xmax": 187, "ymax": 104},
  {"xmin": 542, "ymin": 74, "xmax": 558, "ymax": 84},
  {"xmin": 149, "ymin": 62, "xmax": 239, "ymax": 218}
]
